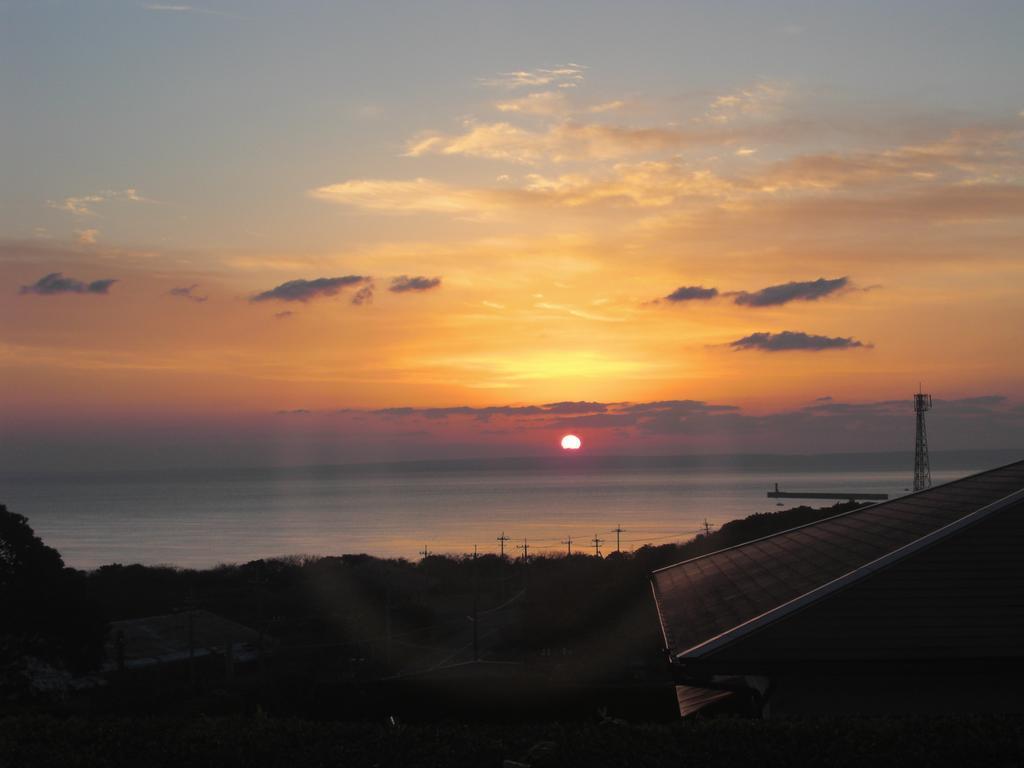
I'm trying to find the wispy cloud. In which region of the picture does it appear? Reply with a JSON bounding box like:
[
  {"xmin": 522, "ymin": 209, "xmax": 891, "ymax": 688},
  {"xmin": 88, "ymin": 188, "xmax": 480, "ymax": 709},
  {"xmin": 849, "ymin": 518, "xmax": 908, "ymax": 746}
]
[
  {"xmin": 757, "ymin": 127, "xmax": 1024, "ymax": 192},
  {"xmin": 317, "ymin": 131, "xmax": 1024, "ymax": 226},
  {"xmin": 75, "ymin": 228, "xmax": 99, "ymax": 245},
  {"xmin": 752, "ymin": 182, "xmax": 1024, "ymax": 224},
  {"xmin": 169, "ymin": 284, "xmax": 207, "ymax": 303},
  {"xmin": 703, "ymin": 82, "xmax": 788, "ymax": 124},
  {"xmin": 390, "ymin": 275, "xmax": 442, "ymax": 293},
  {"xmin": 480, "ymin": 64, "xmax": 586, "ymax": 90},
  {"xmin": 543, "ymin": 401, "xmax": 609, "ymax": 415},
  {"xmin": 251, "ymin": 276, "xmax": 372, "ymax": 303},
  {"xmin": 142, "ymin": 4, "xmax": 235, "ymax": 17},
  {"xmin": 534, "ymin": 301, "xmax": 623, "ymax": 322},
  {"xmin": 48, "ymin": 188, "xmax": 149, "ymax": 216},
  {"xmin": 663, "ymin": 285, "xmax": 719, "ymax": 303},
  {"xmin": 19, "ymin": 272, "xmax": 117, "ymax": 296},
  {"xmin": 352, "ymin": 284, "xmax": 375, "ymax": 305},
  {"xmin": 732, "ymin": 276, "xmax": 849, "ymax": 307},
  {"xmin": 310, "ymin": 178, "xmax": 506, "ymax": 214},
  {"xmin": 403, "ymin": 77, "xmax": 805, "ymax": 167},
  {"xmin": 312, "ymin": 162, "xmax": 737, "ymax": 216},
  {"xmin": 405, "ymin": 121, "xmax": 704, "ymax": 164},
  {"xmin": 374, "ymin": 404, "xmax": 545, "ymax": 421},
  {"xmin": 588, "ymin": 100, "xmax": 625, "ymax": 114},
  {"xmin": 729, "ymin": 331, "xmax": 868, "ymax": 352},
  {"xmin": 495, "ymin": 91, "xmax": 568, "ymax": 116},
  {"xmin": 534, "ymin": 162, "xmax": 741, "ymax": 208}
]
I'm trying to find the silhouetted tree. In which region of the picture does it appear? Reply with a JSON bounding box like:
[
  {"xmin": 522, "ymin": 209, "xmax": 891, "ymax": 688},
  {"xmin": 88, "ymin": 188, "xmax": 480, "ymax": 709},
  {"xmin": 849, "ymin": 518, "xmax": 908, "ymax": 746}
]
[{"xmin": 0, "ymin": 504, "xmax": 106, "ymax": 673}]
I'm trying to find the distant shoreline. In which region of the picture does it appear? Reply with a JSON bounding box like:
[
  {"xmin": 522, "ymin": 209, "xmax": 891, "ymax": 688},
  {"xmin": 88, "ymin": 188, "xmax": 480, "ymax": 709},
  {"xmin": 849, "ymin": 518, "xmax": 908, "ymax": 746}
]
[{"xmin": 5, "ymin": 455, "xmax": 1020, "ymax": 570}]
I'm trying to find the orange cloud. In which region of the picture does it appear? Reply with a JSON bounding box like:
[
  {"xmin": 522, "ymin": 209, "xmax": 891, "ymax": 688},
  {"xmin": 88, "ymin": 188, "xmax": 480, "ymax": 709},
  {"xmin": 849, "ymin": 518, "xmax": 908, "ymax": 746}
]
[
  {"xmin": 405, "ymin": 121, "xmax": 706, "ymax": 164},
  {"xmin": 495, "ymin": 90, "xmax": 568, "ymax": 116},
  {"xmin": 479, "ymin": 64, "xmax": 586, "ymax": 89},
  {"xmin": 310, "ymin": 178, "xmax": 511, "ymax": 214}
]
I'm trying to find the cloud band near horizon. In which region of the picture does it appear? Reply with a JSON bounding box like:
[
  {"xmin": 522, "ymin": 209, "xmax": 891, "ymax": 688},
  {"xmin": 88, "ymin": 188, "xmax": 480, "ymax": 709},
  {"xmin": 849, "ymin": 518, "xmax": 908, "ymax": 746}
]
[{"xmin": 270, "ymin": 395, "xmax": 1023, "ymax": 448}]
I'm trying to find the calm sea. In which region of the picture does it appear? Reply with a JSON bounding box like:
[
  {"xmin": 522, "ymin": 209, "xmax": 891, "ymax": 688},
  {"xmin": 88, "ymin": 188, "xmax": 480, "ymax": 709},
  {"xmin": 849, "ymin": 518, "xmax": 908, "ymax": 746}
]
[{"xmin": 1, "ymin": 451, "xmax": 1018, "ymax": 569}]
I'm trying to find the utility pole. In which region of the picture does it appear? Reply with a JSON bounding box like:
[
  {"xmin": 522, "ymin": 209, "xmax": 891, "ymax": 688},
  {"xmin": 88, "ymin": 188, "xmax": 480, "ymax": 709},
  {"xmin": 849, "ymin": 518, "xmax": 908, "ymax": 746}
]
[
  {"xmin": 517, "ymin": 538, "xmax": 530, "ymax": 563},
  {"xmin": 384, "ymin": 586, "xmax": 392, "ymax": 666},
  {"xmin": 419, "ymin": 545, "xmax": 431, "ymax": 559},
  {"xmin": 250, "ymin": 574, "xmax": 266, "ymax": 685},
  {"xmin": 592, "ymin": 534, "xmax": 604, "ymax": 558},
  {"xmin": 497, "ymin": 533, "xmax": 510, "ymax": 601},
  {"xmin": 225, "ymin": 638, "xmax": 234, "ymax": 683},
  {"xmin": 471, "ymin": 545, "xmax": 479, "ymax": 662},
  {"xmin": 703, "ymin": 519, "xmax": 712, "ymax": 537},
  {"xmin": 186, "ymin": 585, "xmax": 196, "ymax": 689},
  {"xmin": 517, "ymin": 539, "xmax": 530, "ymax": 593},
  {"xmin": 562, "ymin": 535, "xmax": 573, "ymax": 556},
  {"xmin": 913, "ymin": 387, "xmax": 933, "ymax": 492},
  {"xmin": 114, "ymin": 630, "xmax": 125, "ymax": 673},
  {"xmin": 613, "ymin": 525, "xmax": 624, "ymax": 553}
]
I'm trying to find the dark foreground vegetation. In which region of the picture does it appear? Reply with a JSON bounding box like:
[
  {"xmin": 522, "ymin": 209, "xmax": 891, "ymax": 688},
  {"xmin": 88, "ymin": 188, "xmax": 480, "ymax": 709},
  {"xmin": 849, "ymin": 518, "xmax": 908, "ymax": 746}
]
[
  {"xmin": 5, "ymin": 498, "xmax": 1024, "ymax": 764},
  {"xmin": 2, "ymin": 499, "xmax": 863, "ymax": 720},
  {"xmin": 3, "ymin": 714, "xmax": 1023, "ymax": 768}
]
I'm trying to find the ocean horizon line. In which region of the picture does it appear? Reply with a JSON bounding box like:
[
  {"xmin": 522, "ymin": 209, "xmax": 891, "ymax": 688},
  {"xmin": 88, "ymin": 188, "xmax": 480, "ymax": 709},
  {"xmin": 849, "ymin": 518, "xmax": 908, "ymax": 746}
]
[{"xmin": 4, "ymin": 447, "xmax": 1023, "ymax": 485}]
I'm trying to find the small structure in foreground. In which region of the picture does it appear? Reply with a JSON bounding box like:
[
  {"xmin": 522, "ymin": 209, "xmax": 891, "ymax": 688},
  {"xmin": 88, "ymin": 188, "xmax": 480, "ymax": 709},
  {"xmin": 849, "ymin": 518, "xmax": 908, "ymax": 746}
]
[
  {"xmin": 651, "ymin": 459, "xmax": 1024, "ymax": 717},
  {"xmin": 105, "ymin": 609, "xmax": 265, "ymax": 673}
]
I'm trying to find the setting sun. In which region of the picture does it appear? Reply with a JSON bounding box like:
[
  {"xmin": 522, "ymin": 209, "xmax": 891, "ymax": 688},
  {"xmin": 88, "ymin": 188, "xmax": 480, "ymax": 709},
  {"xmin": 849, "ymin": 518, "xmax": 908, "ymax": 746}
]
[{"xmin": 561, "ymin": 434, "xmax": 582, "ymax": 451}]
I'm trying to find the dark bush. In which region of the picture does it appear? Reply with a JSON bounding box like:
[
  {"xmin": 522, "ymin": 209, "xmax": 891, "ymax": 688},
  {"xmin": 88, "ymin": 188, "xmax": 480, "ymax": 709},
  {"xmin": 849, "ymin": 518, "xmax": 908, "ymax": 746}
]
[{"xmin": 0, "ymin": 505, "xmax": 107, "ymax": 673}]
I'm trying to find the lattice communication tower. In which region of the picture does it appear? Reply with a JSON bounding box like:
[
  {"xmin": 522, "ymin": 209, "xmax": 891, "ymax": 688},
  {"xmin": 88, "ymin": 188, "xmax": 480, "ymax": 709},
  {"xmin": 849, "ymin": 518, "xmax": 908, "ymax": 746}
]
[{"xmin": 913, "ymin": 389, "xmax": 933, "ymax": 492}]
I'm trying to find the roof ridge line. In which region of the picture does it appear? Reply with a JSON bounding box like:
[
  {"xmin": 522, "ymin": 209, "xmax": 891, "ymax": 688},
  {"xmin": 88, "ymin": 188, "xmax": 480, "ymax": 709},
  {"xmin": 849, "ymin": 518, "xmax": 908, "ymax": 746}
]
[
  {"xmin": 674, "ymin": 484, "xmax": 1024, "ymax": 660},
  {"xmin": 650, "ymin": 458, "xmax": 1024, "ymax": 577}
]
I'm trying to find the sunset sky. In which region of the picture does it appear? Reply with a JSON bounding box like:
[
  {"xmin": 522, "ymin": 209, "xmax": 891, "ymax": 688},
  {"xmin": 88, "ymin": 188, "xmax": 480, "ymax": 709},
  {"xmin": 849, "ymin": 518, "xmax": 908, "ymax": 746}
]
[{"xmin": 3, "ymin": 1, "xmax": 1024, "ymax": 470}]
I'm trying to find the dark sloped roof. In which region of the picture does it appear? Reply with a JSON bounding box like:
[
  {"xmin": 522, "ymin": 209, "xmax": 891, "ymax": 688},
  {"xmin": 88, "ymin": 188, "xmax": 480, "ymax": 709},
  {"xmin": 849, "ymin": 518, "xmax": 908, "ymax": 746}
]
[
  {"xmin": 651, "ymin": 460, "xmax": 1024, "ymax": 660},
  {"xmin": 108, "ymin": 609, "xmax": 262, "ymax": 667},
  {"xmin": 707, "ymin": 495, "xmax": 1024, "ymax": 663}
]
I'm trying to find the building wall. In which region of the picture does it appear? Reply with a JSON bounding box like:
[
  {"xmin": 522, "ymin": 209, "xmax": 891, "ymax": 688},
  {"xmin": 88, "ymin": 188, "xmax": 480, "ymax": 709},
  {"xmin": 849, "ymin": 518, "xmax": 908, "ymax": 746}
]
[{"xmin": 766, "ymin": 669, "xmax": 1024, "ymax": 716}]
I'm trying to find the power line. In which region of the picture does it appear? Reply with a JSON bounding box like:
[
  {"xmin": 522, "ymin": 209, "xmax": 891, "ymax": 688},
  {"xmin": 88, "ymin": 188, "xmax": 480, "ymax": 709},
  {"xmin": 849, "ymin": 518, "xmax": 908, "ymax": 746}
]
[
  {"xmin": 591, "ymin": 533, "xmax": 604, "ymax": 558},
  {"xmin": 621, "ymin": 531, "xmax": 705, "ymax": 543},
  {"xmin": 419, "ymin": 525, "xmax": 713, "ymax": 559}
]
